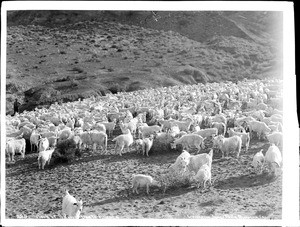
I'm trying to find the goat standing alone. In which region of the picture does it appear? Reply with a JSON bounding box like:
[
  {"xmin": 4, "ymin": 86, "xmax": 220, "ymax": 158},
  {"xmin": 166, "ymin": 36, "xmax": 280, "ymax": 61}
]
[{"xmin": 62, "ymin": 190, "xmax": 83, "ymax": 219}]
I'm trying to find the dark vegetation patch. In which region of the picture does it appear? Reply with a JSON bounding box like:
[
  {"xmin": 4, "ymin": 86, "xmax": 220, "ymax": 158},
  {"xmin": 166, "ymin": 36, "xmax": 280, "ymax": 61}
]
[
  {"xmin": 171, "ymin": 66, "xmax": 209, "ymax": 85},
  {"xmin": 108, "ymin": 83, "xmax": 127, "ymax": 94},
  {"xmin": 51, "ymin": 139, "xmax": 81, "ymax": 165},
  {"xmin": 19, "ymin": 78, "xmax": 108, "ymax": 112},
  {"xmin": 126, "ymin": 81, "xmax": 146, "ymax": 92}
]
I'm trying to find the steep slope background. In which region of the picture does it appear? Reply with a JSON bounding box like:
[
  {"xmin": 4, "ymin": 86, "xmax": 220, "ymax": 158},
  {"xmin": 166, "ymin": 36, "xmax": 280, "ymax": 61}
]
[{"xmin": 6, "ymin": 10, "xmax": 283, "ymax": 114}]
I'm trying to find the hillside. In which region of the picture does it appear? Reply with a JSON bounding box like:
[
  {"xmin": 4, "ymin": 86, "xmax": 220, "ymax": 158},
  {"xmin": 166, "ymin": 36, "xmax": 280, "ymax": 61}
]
[{"xmin": 6, "ymin": 11, "xmax": 282, "ymax": 114}]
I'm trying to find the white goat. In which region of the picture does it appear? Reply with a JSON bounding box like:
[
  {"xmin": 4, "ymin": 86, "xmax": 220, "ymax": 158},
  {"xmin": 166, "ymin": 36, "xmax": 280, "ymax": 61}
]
[
  {"xmin": 62, "ymin": 190, "xmax": 83, "ymax": 219},
  {"xmin": 194, "ymin": 128, "xmax": 218, "ymax": 139},
  {"xmin": 265, "ymin": 144, "xmax": 282, "ymax": 175},
  {"xmin": 187, "ymin": 149, "xmax": 213, "ymax": 174},
  {"xmin": 37, "ymin": 148, "xmax": 55, "ymax": 169},
  {"xmin": 252, "ymin": 149, "xmax": 265, "ymax": 174},
  {"xmin": 213, "ymin": 135, "xmax": 242, "ymax": 158},
  {"xmin": 6, "ymin": 138, "xmax": 26, "ymax": 162},
  {"xmin": 30, "ymin": 129, "xmax": 40, "ymax": 152},
  {"xmin": 266, "ymin": 132, "xmax": 283, "ymax": 149},
  {"xmin": 138, "ymin": 125, "xmax": 162, "ymax": 139},
  {"xmin": 141, "ymin": 135, "xmax": 154, "ymax": 156},
  {"xmin": 169, "ymin": 150, "xmax": 191, "ymax": 174},
  {"xmin": 227, "ymin": 128, "xmax": 250, "ymax": 152},
  {"xmin": 112, "ymin": 129, "xmax": 133, "ymax": 156},
  {"xmin": 171, "ymin": 134, "xmax": 205, "ymax": 153},
  {"xmin": 99, "ymin": 119, "xmax": 117, "ymax": 137},
  {"xmin": 192, "ymin": 163, "xmax": 212, "ymax": 189},
  {"xmin": 132, "ymin": 174, "xmax": 159, "ymax": 194},
  {"xmin": 38, "ymin": 137, "xmax": 50, "ymax": 152},
  {"xmin": 212, "ymin": 121, "xmax": 226, "ymax": 136},
  {"xmin": 48, "ymin": 136, "xmax": 58, "ymax": 148}
]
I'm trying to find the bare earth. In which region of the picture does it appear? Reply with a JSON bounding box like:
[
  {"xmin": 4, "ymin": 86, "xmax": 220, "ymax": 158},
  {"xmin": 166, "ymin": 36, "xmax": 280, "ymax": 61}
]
[{"xmin": 6, "ymin": 138, "xmax": 281, "ymax": 219}]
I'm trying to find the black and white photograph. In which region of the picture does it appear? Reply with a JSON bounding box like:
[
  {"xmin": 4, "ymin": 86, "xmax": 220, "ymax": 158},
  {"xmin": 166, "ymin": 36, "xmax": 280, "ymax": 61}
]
[{"xmin": 1, "ymin": 1, "xmax": 297, "ymax": 226}]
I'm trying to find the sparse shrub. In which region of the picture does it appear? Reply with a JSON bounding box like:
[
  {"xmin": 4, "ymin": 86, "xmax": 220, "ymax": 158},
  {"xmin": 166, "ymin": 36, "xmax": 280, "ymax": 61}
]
[
  {"xmin": 244, "ymin": 59, "xmax": 251, "ymax": 66},
  {"xmin": 154, "ymin": 61, "xmax": 162, "ymax": 67},
  {"xmin": 148, "ymin": 135, "xmax": 182, "ymax": 155},
  {"xmin": 51, "ymin": 139, "xmax": 81, "ymax": 165},
  {"xmin": 127, "ymin": 81, "xmax": 145, "ymax": 92},
  {"xmin": 86, "ymin": 53, "xmax": 101, "ymax": 63},
  {"xmin": 133, "ymin": 50, "xmax": 141, "ymax": 55},
  {"xmin": 71, "ymin": 80, "xmax": 80, "ymax": 88},
  {"xmin": 206, "ymin": 69, "xmax": 218, "ymax": 78},
  {"xmin": 252, "ymin": 63, "xmax": 258, "ymax": 71},
  {"xmin": 159, "ymin": 169, "xmax": 194, "ymax": 192},
  {"xmin": 199, "ymin": 49, "xmax": 209, "ymax": 56},
  {"xmin": 72, "ymin": 67, "xmax": 84, "ymax": 73},
  {"xmin": 193, "ymin": 69, "xmax": 208, "ymax": 84},
  {"xmin": 162, "ymin": 80, "xmax": 177, "ymax": 87},
  {"xmin": 108, "ymin": 83, "xmax": 126, "ymax": 94},
  {"xmin": 6, "ymin": 82, "xmax": 23, "ymax": 94},
  {"xmin": 236, "ymin": 58, "xmax": 244, "ymax": 65}
]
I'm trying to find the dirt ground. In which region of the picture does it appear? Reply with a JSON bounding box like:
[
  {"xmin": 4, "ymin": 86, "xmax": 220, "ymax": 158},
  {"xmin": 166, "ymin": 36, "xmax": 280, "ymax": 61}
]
[{"xmin": 5, "ymin": 138, "xmax": 281, "ymax": 219}]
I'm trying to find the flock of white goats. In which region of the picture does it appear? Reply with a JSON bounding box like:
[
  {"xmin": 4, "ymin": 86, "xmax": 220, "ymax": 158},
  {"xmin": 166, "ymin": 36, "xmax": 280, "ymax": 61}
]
[{"xmin": 6, "ymin": 78, "xmax": 283, "ymax": 218}]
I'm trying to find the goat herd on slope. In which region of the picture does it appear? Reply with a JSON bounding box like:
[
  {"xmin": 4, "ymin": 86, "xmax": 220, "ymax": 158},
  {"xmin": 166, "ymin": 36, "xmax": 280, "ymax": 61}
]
[{"xmin": 6, "ymin": 78, "xmax": 283, "ymax": 218}]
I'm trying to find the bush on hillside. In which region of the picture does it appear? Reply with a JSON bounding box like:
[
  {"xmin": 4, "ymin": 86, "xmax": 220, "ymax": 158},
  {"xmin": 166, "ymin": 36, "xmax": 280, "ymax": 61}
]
[{"xmin": 108, "ymin": 83, "xmax": 127, "ymax": 94}]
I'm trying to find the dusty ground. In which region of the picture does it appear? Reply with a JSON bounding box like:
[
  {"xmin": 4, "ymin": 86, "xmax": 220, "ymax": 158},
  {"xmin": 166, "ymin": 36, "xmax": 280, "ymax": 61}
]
[{"xmin": 6, "ymin": 138, "xmax": 281, "ymax": 219}]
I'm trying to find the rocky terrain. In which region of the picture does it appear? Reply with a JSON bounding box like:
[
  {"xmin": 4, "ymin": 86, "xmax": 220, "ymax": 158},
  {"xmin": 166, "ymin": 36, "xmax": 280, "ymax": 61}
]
[{"xmin": 6, "ymin": 10, "xmax": 282, "ymax": 114}]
